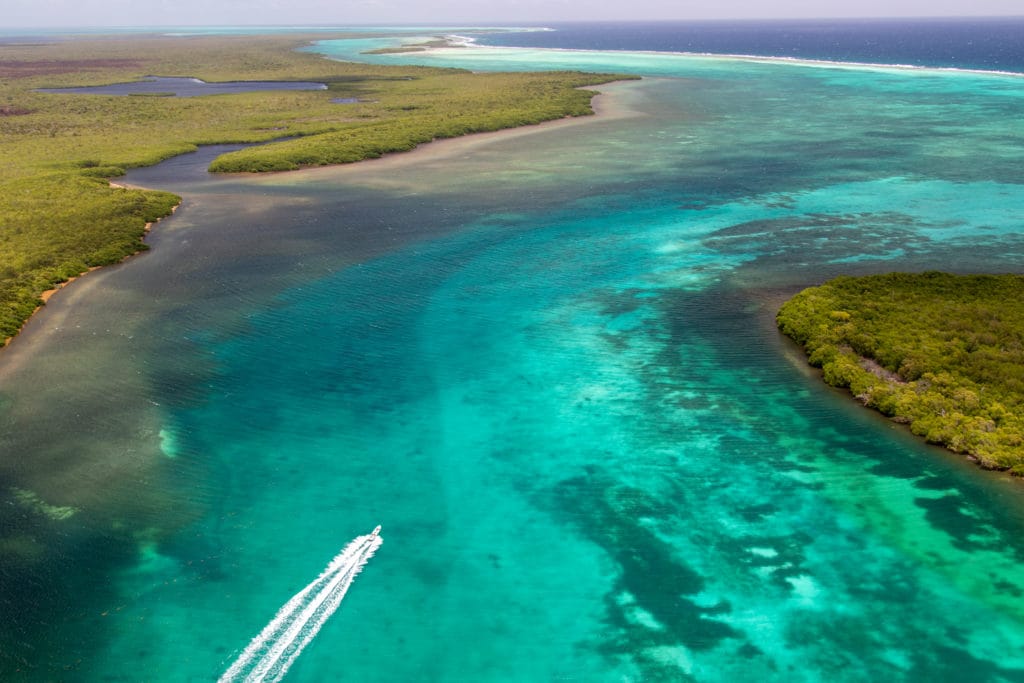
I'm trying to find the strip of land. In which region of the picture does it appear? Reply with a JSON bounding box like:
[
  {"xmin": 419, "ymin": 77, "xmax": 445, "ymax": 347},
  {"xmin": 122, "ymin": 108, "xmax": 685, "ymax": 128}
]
[
  {"xmin": 0, "ymin": 32, "xmax": 632, "ymax": 345},
  {"xmin": 777, "ymin": 272, "xmax": 1024, "ymax": 473},
  {"xmin": 271, "ymin": 77, "xmax": 646, "ymax": 184}
]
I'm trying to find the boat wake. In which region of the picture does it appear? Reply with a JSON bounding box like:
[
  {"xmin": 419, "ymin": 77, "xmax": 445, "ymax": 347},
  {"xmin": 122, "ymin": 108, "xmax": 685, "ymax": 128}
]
[{"xmin": 219, "ymin": 526, "xmax": 383, "ymax": 683}]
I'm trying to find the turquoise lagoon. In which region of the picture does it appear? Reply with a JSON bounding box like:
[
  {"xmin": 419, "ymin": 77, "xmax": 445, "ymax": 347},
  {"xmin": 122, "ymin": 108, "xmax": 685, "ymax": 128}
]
[{"xmin": 3, "ymin": 35, "xmax": 1024, "ymax": 682}]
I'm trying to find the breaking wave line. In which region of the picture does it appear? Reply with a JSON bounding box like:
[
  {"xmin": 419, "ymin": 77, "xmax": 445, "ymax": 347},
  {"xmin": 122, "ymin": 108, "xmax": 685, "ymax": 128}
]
[{"xmin": 219, "ymin": 526, "xmax": 383, "ymax": 683}]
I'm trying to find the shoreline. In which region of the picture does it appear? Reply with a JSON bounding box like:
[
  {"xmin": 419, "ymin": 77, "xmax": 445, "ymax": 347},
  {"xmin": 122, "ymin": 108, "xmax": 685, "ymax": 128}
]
[
  {"xmin": 1, "ymin": 80, "xmax": 638, "ymax": 351},
  {"xmin": 777, "ymin": 272, "xmax": 1024, "ymax": 475},
  {"xmin": 2, "ymin": 204, "xmax": 179, "ymax": 350}
]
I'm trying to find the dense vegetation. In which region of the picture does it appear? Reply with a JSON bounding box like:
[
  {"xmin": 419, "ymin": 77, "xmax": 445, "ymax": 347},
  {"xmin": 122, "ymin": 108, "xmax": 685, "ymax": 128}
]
[
  {"xmin": 0, "ymin": 33, "xmax": 626, "ymax": 342},
  {"xmin": 777, "ymin": 272, "xmax": 1024, "ymax": 472}
]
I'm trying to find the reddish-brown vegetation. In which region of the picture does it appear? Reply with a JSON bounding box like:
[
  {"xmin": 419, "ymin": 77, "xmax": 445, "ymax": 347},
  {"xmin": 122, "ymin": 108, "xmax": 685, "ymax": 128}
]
[{"xmin": 0, "ymin": 104, "xmax": 33, "ymax": 116}]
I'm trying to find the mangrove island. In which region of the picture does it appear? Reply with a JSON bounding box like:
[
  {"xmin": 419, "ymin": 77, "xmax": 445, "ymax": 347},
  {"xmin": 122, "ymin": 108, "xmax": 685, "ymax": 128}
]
[{"xmin": 778, "ymin": 271, "xmax": 1024, "ymax": 472}]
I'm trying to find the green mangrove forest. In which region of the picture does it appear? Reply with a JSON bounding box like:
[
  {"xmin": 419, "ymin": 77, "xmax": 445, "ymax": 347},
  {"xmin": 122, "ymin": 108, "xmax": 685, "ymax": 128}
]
[
  {"xmin": 0, "ymin": 33, "xmax": 626, "ymax": 343},
  {"xmin": 778, "ymin": 271, "xmax": 1024, "ymax": 472}
]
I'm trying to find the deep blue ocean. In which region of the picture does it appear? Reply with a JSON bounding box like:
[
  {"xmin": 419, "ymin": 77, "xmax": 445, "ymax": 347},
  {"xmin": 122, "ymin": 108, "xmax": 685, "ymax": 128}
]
[
  {"xmin": 4, "ymin": 19, "xmax": 1024, "ymax": 682},
  {"xmin": 475, "ymin": 19, "xmax": 1024, "ymax": 73}
]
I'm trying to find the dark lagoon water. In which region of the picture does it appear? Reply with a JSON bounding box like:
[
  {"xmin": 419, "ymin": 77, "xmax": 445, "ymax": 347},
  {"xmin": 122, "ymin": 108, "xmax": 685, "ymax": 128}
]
[{"xmin": 3, "ymin": 21, "xmax": 1024, "ymax": 682}]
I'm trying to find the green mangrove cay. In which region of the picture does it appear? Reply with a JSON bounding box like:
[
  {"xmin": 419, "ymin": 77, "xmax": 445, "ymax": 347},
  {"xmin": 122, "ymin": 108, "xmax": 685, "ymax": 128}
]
[
  {"xmin": 778, "ymin": 272, "xmax": 1024, "ymax": 472},
  {"xmin": 0, "ymin": 33, "xmax": 625, "ymax": 343}
]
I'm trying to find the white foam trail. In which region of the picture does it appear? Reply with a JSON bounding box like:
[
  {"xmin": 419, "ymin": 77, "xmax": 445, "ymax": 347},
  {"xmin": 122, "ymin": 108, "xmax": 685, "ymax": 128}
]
[{"xmin": 219, "ymin": 527, "xmax": 383, "ymax": 683}]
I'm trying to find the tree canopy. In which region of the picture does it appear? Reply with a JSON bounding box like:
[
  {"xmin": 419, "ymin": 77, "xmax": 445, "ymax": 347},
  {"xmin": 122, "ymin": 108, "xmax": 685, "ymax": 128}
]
[{"xmin": 777, "ymin": 271, "xmax": 1024, "ymax": 472}]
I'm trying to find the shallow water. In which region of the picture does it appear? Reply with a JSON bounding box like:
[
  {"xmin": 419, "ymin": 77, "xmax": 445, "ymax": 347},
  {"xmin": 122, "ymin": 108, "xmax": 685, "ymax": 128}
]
[{"xmin": 3, "ymin": 34, "xmax": 1024, "ymax": 682}]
